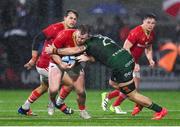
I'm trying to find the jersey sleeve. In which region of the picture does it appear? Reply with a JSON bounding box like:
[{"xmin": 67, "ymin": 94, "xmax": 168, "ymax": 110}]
[
  {"xmin": 127, "ymin": 29, "xmax": 139, "ymax": 45},
  {"xmin": 42, "ymin": 23, "xmax": 64, "ymax": 39},
  {"xmin": 53, "ymin": 31, "xmax": 67, "ymax": 48},
  {"xmin": 32, "ymin": 32, "xmax": 46, "ymax": 50}
]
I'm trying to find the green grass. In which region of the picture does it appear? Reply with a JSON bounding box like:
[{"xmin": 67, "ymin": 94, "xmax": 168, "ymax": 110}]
[{"xmin": 0, "ymin": 90, "xmax": 180, "ymax": 126}]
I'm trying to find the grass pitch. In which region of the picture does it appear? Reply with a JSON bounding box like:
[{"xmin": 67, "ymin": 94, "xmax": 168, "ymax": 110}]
[{"xmin": 0, "ymin": 89, "xmax": 180, "ymax": 126}]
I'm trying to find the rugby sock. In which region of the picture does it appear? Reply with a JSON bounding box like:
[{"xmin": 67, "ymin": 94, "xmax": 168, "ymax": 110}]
[
  {"xmin": 147, "ymin": 102, "xmax": 162, "ymax": 112},
  {"xmin": 107, "ymin": 90, "xmax": 120, "ymax": 100},
  {"xmin": 28, "ymin": 90, "xmax": 41, "ymax": 103},
  {"xmin": 59, "ymin": 85, "xmax": 72, "ymax": 99},
  {"xmin": 56, "ymin": 97, "xmax": 64, "ymax": 106},
  {"xmin": 22, "ymin": 90, "xmax": 41, "ymax": 110},
  {"xmin": 134, "ymin": 103, "xmax": 143, "ymax": 110},
  {"xmin": 79, "ymin": 105, "xmax": 85, "ymax": 110},
  {"xmin": 113, "ymin": 92, "xmax": 127, "ymax": 107},
  {"xmin": 56, "ymin": 85, "xmax": 72, "ymax": 106},
  {"xmin": 22, "ymin": 100, "xmax": 31, "ymax": 110},
  {"xmin": 77, "ymin": 93, "xmax": 86, "ymax": 110}
]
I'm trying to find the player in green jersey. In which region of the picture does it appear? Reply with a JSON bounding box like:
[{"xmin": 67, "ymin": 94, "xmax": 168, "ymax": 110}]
[{"xmin": 45, "ymin": 25, "xmax": 168, "ymax": 120}]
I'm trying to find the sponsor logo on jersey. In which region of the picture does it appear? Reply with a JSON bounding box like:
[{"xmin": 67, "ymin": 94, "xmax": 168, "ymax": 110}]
[
  {"xmin": 125, "ymin": 58, "xmax": 134, "ymax": 68},
  {"xmin": 112, "ymin": 49, "xmax": 125, "ymax": 56},
  {"xmin": 124, "ymin": 70, "xmax": 133, "ymax": 78},
  {"xmin": 137, "ymin": 42, "xmax": 150, "ymax": 48}
]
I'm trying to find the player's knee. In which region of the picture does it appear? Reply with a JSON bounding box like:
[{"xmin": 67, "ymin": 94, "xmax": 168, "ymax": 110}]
[
  {"xmin": 49, "ymin": 86, "xmax": 59, "ymax": 94},
  {"xmin": 35, "ymin": 84, "xmax": 48, "ymax": 94},
  {"xmin": 77, "ymin": 91, "xmax": 86, "ymax": 98},
  {"xmin": 40, "ymin": 82, "xmax": 48, "ymax": 89},
  {"xmin": 74, "ymin": 86, "xmax": 85, "ymax": 95}
]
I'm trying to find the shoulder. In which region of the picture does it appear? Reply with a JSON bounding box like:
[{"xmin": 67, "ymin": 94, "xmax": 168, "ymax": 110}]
[
  {"xmin": 131, "ymin": 26, "xmax": 142, "ymax": 33},
  {"xmin": 129, "ymin": 25, "xmax": 142, "ymax": 37},
  {"xmin": 52, "ymin": 22, "xmax": 65, "ymax": 29},
  {"xmin": 58, "ymin": 29, "xmax": 75, "ymax": 35},
  {"xmin": 46, "ymin": 22, "xmax": 64, "ymax": 28}
]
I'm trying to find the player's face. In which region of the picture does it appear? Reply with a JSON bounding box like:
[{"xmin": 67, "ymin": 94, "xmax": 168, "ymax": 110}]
[
  {"xmin": 143, "ymin": 18, "xmax": 156, "ymax": 32},
  {"xmin": 75, "ymin": 31, "xmax": 89, "ymax": 45},
  {"xmin": 64, "ymin": 12, "xmax": 77, "ymax": 28}
]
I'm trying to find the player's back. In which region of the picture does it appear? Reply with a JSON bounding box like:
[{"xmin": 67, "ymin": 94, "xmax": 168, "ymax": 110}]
[{"xmin": 85, "ymin": 35, "xmax": 132, "ymax": 70}]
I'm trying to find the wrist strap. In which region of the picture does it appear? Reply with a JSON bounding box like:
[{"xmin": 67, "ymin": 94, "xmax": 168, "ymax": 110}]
[{"xmin": 53, "ymin": 48, "xmax": 57, "ymax": 54}]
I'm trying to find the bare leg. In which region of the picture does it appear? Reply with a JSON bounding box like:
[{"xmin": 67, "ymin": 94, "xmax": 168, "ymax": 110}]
[{"xmin": 48, "ymin": 64, "xmax": 63, "ymax": 103}]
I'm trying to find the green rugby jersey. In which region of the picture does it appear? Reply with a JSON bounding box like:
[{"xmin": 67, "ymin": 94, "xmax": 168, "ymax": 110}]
[{"xmin": 85, "ymin": 35, "xmax": 133, "ymax": 70}]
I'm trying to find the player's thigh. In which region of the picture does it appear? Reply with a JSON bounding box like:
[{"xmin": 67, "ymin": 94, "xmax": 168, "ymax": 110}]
[
  {"xmin": 66, "ymin": 64, "xmax": 84, "ymax": 80},
  {"xmin": 111, "ymin": 69, "xmax": 133, "ymax": 84},
  {"xmin": 109, "ymin": 79, "xmax": 119, "ymax": 89},
  {"xmin": 48, "ymin": 63, "xmax": 63, "ymax": 91},
  {"xmin": 36, "ymin": 66, "xmax": 49, "ymax": 85},
  {"xmin": 66, "ymin": 64, "xmax": 85, "ymax": 91},
  {"xmin": 62, "ymin": 72, "xmax": 74, "ymax": 87}
]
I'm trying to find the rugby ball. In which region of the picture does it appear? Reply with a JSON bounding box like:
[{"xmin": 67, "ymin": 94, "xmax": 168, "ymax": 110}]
[{"xmin": 61, "ymin": 56, "xmax": 76, "ymax": 65}]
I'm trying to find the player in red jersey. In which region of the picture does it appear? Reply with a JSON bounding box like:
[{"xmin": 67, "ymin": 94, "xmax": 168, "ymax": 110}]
[
  {"xmin": 18, "ymin": 9, "xmax": 78, "ymax": 116},
  {"xmin": 101, "ymin": 13, "xmax": 157, "ymax": 116},
  {"xmin": 48, "ymin": 27, "xmax": 91, "ymax": 119}
]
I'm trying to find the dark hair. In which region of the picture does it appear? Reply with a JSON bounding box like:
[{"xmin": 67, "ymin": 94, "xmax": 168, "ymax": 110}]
[
  {"xmin": 65, "ymin": 9, "xmax": 79, "ymax": 18},
  {"xmin": 78, "ymin": 24, "xmax": 91, "ymax": 35},
  {"xmin": 143, "ymin": 13, "xmax": 157, "ymax": 21}
]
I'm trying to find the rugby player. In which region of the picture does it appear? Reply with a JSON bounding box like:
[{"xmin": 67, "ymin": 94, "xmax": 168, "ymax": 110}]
[
  {"xmin": 101, "ymin": 13, "xmax": 157, "ymax": 115},
  {"xmin": 18, "ymin": 9, "xmax": 78, "ymax": 116},
  {"xmin": 48, "ymin": 27, "xmax": 91, "ymax": 119},
  {"xmin": 46, "ymin": 25, "xmax": 168, "ymax": 120}
]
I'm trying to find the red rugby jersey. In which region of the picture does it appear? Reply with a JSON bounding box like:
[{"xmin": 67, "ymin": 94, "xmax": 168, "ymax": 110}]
[
  {"xmin": 53, "ymin": 29, "xmax": 77, "ymax": 48},
  {"xmin": 51, "ymin": 29, "xmax": 77, "ymax": 63},
  {"xmin": 36, "ymin": 22, "xmax": 66, "ymax": 68},
  {"xmin": 127, "ymin": 25, "xmax": 155, "ymax": 63},
  {"xmin": 43, "ymin": 22, "xmax": 65, "ymax": 39}
]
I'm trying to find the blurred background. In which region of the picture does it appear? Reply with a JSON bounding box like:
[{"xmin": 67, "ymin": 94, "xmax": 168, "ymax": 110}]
[{"xmin": 0, "ymin": 0, "xmax": 180, "ymax": 90}]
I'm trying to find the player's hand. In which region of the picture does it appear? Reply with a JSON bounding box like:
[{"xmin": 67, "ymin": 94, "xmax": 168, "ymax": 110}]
[
  {"xmin": 24, "ymin": 59, "xmax": 36, "ymax": 70},
  {"xmin": 58, "ymin": 62, "xmax": 74, "ymax": 70},
  {"xmin": 149, "ymin": 59, "xmax": 155, "ymax": 68},
  {"xmin": 45, "ymin": 44, "xmax": 54, "ymax": 54},
  {"xmin": 134, "ymin": 63, "xmax": 140, "ymax": 72},
  {"xmin": 76, "ymin": 54, "xmax": 91, "ymax": 62}
]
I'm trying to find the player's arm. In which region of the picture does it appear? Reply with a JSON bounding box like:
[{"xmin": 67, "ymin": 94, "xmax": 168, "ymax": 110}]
[
  {"xmin": 123, "ymin": 39, "xmax": 133, "ymax": 54},
  {"xmin": 123, "ymin": 38, "xmax": 140, "ymax": 71},
  {"xmin": 51, "ymin": 44, "xmax": 74, "ymax": 70},
  {"xmin": 51, "ymin": 54, "xmax": 71, "ymax": 70},
  {"xmin": 24, "ymin": 32, "xmax": 46, "ymax": 70},
  {"xmin": 56, "ymin": 46, "xmax": 86, "ymax": 55},
  {"xmin": 145, "ymin": 44, "xmax": 155, "ymax": 67},
  {"xmin": 46, "ymin": 44, "xmax": 86, "ymax": 55}
]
